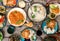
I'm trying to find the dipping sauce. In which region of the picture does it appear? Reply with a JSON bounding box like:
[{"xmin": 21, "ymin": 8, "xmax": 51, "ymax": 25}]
[{"xmin": 18, "ymin": 1, "xmax": 26, "ymax": 8}]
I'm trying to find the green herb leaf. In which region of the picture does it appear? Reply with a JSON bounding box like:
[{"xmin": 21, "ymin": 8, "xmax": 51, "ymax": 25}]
[
  {"xmin": 34, "ymin": 6, "xmax": 37, "ymax": 12},
  {"xmin": 50, "ymin": 4, "xmax": 58, "ymax": 9},
  {"xmin": 47, "ymin": 19, "xmax": 50, "ymax": 23},
  {"xmin": 14, "ymin": 11, "xmax": 17, "ymax": 14},
  {"xmin": 16, "ymin": 20, "xmax": 24, "ymax": 24},
  {"xmin": 31, "ymin": 14, "xmax": 35, "ymax": 18},
  {"xmin": 0, "ymin": 0, "xmax": 2, "ymax": 2},
  {"xmin": 0, "ymin": 32, "xmax": 3, "ymax": 40},
  {"xmin": 31, "ymin": 36, "xmax": 34, "ymax": 40}
]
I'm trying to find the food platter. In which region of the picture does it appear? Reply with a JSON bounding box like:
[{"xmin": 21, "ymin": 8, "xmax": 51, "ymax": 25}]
[
  {"xmin": 28, "ymin": 3, "xmax": 46, "ymax": 22},
  {"xmin": 20, "ymin": 28, "xmax": 36, "ymax": 41},
  {"xmin": 2, "ymin": 0, "xmax": 18, "ymax": 7},
  {"xmin": 0, "ymin": 0, "xmax": 60, "ymax": 41},
  {"xmin": 42, "ymin": 18, "xmax": 58, "ymax": 34},
  {"xmin": 7, "ymin": 8, "xmax": 26, "ymax": 26}
]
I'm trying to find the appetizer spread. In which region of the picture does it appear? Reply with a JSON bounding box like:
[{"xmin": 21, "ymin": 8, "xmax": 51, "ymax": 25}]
[
  {"xmin": 21, "ymin": 28, "xmax": 36, "ymax": 41},
  {"xmin": 28, "ymin": 3, "xmax": 46, "ymax": 22},
  {"xmin": 3, "ymin": 0, "xmax": 16, "ymax": 7},
  {"xmin": 0, "ymin": 0, "xmax": 60, "ymax": 41},
  {"xmin": 7, "ymin": 8, "xmax": 26, "ymax": 26}
]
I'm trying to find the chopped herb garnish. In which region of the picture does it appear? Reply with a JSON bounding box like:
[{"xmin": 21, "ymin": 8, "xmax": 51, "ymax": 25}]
[
  {"xmin": 34, "ymin": 6, "xmax": 37, "ymax": 12},
  {"xmin": 31, "ymin": 36, "xmax": 34, "ymax": 40},
  {"xmin": 51, "ymin": 13, "xmax": 55, "ymax": 18},
  {"xmin": 50, "ymin": 4, "xmax": 58, "ymax": 9},
  {"xmin": 31, "ymin": 14, "xmax": 35, "ymax": 18},
  {"xmin": 14, "ymin": 11, "xmax": 17, "ymax": 14},
  {"xmin": 0, "ymin": 0, "xmax": 2, "ymax": 2},
  {"xmin": 47, "ymin": 19, "xmax": 50, "ymax": 23},
  {"xmin": 16, "ymin": 20, "xmax": 24, "ymax": 24}
]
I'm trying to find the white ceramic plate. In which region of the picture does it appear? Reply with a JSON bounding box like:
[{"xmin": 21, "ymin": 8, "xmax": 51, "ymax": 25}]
[
  {"xmin": 7, "ymin": 8, "xmax": 26, "ymax": 26},
  {"xmin": 28, "ymin": 3, "xmax": 46, "ymax": 22},
  {"xmin": 50, "ymin": 3, "xmax": 60, "ymax": 16}
]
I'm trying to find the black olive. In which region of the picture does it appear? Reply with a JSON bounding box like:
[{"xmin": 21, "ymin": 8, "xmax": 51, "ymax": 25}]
[
  {"xmin": 36, "ymin": 30, "xmax": 42, "ymax": 36},
  {"xmin": 25, "ymin": 38, "xmax": 31, "ymax": 41},
  {"xmin": 51, "ymin": 13, "xmax": 55, "ymax": 18}
]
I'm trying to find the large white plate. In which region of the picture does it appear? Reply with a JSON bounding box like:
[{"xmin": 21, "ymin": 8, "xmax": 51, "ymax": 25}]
[
  {"xmin": 7, "ymin": 8, "xmax": 26, "ymax": 26},
  {"xmin": 28, "ymin": 3, "xmax": 46, "ymax": 22}
]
